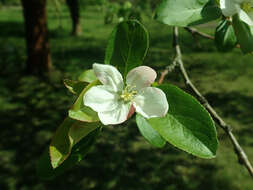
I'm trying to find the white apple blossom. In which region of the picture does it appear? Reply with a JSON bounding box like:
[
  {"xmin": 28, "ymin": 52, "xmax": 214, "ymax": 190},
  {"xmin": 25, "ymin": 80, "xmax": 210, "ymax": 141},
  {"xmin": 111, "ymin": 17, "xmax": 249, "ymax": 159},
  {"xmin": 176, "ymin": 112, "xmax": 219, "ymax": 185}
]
[
  {"xmin": 83, "ymin": 63, "xmax": 169, "ymax": 125},
  {"xmin": 220, "ymin": 0, "xmax": 253, "ymax": 26}
]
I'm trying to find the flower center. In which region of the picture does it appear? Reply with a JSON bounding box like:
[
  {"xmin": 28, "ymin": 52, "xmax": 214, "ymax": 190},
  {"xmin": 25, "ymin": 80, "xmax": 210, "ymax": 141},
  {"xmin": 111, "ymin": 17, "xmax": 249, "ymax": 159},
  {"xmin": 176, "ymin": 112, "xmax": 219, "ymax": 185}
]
[
  {"xmin": 120, "ymin": 85, "xmax": 137, "ymax": 102},
  {"xmin": 241, "ymin": 2, "xmax": 253, "ymax": 12}
]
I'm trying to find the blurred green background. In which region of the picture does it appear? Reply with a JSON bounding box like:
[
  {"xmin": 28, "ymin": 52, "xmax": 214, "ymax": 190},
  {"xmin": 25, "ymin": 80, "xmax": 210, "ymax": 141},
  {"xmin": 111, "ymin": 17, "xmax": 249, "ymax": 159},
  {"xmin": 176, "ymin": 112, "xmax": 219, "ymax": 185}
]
[{"xmin": 0, "ymin": 0, "xmax": 253, "ymax": 189}]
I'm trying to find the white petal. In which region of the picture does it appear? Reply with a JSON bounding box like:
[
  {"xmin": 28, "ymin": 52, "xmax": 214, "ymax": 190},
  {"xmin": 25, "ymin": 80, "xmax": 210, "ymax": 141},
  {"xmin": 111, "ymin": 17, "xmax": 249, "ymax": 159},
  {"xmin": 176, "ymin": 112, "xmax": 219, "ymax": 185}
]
[
  {"xmin": 126, "ymin": 66, "xmax": 157, "ymax": 91},
  {"xmin": 239, "ymin": 10, "xmax": 253, "ymax": 26},
  {"xmin": 98, "ymin": 103, "xmax": 131, "ymax": 125},
  {"xmin": 84, "ymin": 85, "xmax": 119, "ymax": 112},
  {"xmin": 133, "ymin": 87, "xmax": 168, "ymax": 118},
  {"xmin": 93, "ymin": 63, "xmax": 124, "ymax": 92},
  {"xmin": 220, "ymin": 0, "xmax": 240, "ymax": 16}
]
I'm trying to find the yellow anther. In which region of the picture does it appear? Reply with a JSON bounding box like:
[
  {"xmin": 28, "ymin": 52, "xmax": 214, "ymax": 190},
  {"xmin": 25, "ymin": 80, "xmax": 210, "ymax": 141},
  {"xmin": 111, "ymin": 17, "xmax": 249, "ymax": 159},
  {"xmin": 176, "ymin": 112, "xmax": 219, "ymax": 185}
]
[{"xmin": 120, "ymin": 85, "xmax": 138, "ymax": 102}]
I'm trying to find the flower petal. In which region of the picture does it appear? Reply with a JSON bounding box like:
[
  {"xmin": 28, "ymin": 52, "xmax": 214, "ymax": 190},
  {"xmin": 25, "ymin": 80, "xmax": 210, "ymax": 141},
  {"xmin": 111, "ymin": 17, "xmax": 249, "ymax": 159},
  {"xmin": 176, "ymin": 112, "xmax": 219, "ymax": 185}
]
[
  {"xmin": 93, "ymin": 63, "xmax": 124, "ymax": 92},
  {"xmin": 84, "ymin": 85, "xmax": 119, "ymax": 112},
  {"xmin": 126, "ymin": 66, "xmax": 157, "ymax": 91},
  {"xmin": 98, "ymin": 103, "xmax": 131, "ymax": 125},
  {"xmin": 220, "ymin": 0, "xmax": 240, "ymax": 16},
  {"xmin": 133, "ymin": 87, "xmax": 168, "ymax": 118},
  {"xmin": 239, "ymin": 10, "xmax": 253, "ymax": 26}
]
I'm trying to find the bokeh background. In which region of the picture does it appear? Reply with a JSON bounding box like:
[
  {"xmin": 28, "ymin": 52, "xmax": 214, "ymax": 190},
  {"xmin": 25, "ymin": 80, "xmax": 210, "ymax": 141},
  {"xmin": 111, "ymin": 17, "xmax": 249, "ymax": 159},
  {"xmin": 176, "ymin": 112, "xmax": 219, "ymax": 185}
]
[{"xmin": 0, "ymin": 0, "xmax": 253, "ymax": 189}]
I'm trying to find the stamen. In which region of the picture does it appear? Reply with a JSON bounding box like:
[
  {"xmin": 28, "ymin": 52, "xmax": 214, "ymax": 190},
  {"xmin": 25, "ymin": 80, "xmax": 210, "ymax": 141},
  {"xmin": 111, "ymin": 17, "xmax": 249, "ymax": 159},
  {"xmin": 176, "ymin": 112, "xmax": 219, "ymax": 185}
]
[{"xmin": 120, "ymin": 85, "xmax": 138, "ymax": 102}]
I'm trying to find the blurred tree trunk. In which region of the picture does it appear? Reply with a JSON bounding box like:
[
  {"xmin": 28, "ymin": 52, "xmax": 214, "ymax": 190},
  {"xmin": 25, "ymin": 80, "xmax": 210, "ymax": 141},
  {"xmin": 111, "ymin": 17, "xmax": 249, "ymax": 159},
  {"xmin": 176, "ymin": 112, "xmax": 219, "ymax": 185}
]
[
  {"xmin": 21, "ymin": 0, "xmax": 52, "ymax": 74},
  {"xmin": 66, "ymin": 0, "xmax": 82, "ymax": 36}
]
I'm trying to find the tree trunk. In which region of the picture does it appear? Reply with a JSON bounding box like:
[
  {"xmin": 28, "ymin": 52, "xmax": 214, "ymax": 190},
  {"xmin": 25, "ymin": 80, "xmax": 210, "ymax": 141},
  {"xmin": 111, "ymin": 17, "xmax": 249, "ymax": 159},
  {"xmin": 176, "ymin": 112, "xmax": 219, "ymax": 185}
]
[
  {"xmin": 21, "ymin": 0, "xmax": 52, "ymax": 74},
  {"xmin": 66, "ymin": 0, "xmax": 82, "ymax": 36}
]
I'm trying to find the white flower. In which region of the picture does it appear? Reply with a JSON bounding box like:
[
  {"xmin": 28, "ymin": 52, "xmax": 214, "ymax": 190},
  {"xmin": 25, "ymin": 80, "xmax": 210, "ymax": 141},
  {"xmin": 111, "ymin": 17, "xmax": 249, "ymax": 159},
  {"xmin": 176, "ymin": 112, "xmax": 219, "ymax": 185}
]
[
  {"xmin": 220, "ymin": 0, "xmax": 253, "ymax": 26},
  {"xmin": 83, "ymin": 63, "xmax": 169, "ymax": 125}
]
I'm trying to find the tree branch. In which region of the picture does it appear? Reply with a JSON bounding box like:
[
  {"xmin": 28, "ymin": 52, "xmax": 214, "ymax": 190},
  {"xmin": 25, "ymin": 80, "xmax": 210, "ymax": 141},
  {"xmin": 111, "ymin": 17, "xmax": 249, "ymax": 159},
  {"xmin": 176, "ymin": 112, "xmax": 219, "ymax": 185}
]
[
  {"xmin": 184, "ymin": 27, "xmax": 214, "ymax": 40},
  {"xmin": 158, "ymin": 58, "xmax": 177, "ymax": 85},
  {"xmin": 172, "ymin": 26, "xmax": 253, "ymax": 178},
  {"xmin": 184, "ymin": 27, "xmax": 241, "ymax": 48},
  {"xmin": 158, "ymin": 27, "xmax": 214, "ymax": 83}
]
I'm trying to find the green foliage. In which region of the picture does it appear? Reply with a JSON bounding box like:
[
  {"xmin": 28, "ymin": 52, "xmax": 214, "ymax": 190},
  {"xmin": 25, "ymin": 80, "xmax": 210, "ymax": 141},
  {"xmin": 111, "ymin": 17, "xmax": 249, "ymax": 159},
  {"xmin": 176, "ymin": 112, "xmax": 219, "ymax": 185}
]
[
  {"xmin": 78, "ymin": 69, "xmax": 97, "ymax": 83},
  {"xmin": 232, "ymin": 14, "xmax": 253, "ymax": 54},
  {"xmin": 104, "ymin": 2, "xmax": 119, "ymax": 24},
  {"xmin": 147, "ymin": 84, "xmax": 218, "ymax": 158},
  {"xmin": 37, "ymin": 127, "xmax": 101, "ymax": 180},
  {"xmin": 63, "ymin": 79, "xmax": 88, "ymax": 94},
  {"xmin": 117, "ymin": 1, "xmax": 132, "ymax": 21},
  {"xmin": 49, "ymin": 117, "xmax": 100, "ymax": 169},
  {"xmin": 49, "ymin": 17, "xmax": 218, "ymax": 175},
  {"xmin": 0, "ymin": 0, "xmax": 20, "ymax": 6},
  {"xmin": 155, "ymin": 0, "xmax": 221, "ymax": 27},
  {"xmin": 105, "ymin": 20, "xmax": 149, "ymax": 78},
  {"xmin": 48, "ymin": 67, "xmax": 100, "ymax": 170},
  {"xmin": 50, "ymin": 117, "xmax": 75, "ymax": 169},
  {"xmin": 215, "ymin": 19, "xmax": 237, "ymax": 52},
  {"xmin": 68, "ymin": 80, "xmax": 100, "ymax": 122},
  {"xmin": 136, "ymin": 114, "xmax": 166, "ymax": 148},
  {"xmin": 48, "ymin": 19, "xmax": 151, "ymax": 171}
]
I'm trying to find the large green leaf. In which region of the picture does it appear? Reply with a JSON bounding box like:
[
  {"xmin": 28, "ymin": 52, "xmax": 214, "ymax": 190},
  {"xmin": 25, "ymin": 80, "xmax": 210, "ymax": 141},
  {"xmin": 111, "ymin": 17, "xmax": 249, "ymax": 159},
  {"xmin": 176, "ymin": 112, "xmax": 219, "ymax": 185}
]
[
  {"xmin": 215, "ymin": 19, "xmax": 237, "ymax": 52},
  {"xmin": 136, "ymin": 114, "xmax": 166, "ymax": 148},
  {"xmin": 232, "ymin": 14, "xmax": 253, "ymax": 53},
  {"xmin": 69, "ymin": 80, "xmax": 100, "ymax": 122},
  {"xmin": 105, "ymin": 20, "xmax": 149, "ymax": 78},
  {"xmin": 155, "ymin": 0, "xmax": 221, "ymax": 27},
  {"xmin": 147, "ymin": 84, "xmax": 218, "ymax": 158},
  {"xmin": 37, "ymin": 127, "xmax": 101, "ymax": 180},
  {"xmin": 49, "ymin": 117, "xmax": 100, "ymax": 168}
]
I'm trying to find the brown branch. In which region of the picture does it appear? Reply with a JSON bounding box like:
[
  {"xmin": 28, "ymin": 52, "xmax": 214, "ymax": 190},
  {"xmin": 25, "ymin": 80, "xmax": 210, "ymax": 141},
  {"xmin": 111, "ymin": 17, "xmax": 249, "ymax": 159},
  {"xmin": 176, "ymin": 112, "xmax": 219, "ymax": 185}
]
[
  {"xmin": 172, "ymin": 26, "xmax": 253, "ymax": 178},
  {"xmin": 158, "ymin": 58, "xmax": 177, "ymax": 85},
  {"xmin": 184, "ymin": 27, "xmax": 241, "ymax": 49},
  {"xmin": 184, "ymin": 27, "xmax": 214, "ymax": 40}
]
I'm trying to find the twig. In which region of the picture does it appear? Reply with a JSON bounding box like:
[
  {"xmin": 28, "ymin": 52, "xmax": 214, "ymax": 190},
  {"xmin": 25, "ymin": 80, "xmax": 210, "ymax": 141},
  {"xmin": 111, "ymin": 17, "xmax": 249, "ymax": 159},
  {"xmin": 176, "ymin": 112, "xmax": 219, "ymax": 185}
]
[
  {"xmin": 184, "ymin": 27, "xmax": 214, "ymax": 40},
  {"xmin": 158, "ymin": 27, "xmax": 215, "ymax": 83},
  {"xmin": 172, "ymin": 26, "xmax": 253, "ymax": 178},
  {"xmin": 184, "ymin": 27, "xmax": 241, "ymax": 49},
  {"xmin": 158, "ymin": 58, "xmax": 177, "ymax": 85}
]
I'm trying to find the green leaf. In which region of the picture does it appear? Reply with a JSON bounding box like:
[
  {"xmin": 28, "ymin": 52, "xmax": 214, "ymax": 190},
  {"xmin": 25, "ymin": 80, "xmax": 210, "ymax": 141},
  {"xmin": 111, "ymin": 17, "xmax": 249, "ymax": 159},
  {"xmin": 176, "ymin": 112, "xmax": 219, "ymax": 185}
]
[
  {"xmin": 136, "ymin": 114, "xmax": 166, "ymax": 148},
  {"xmin": 69, "ymin": 80, "xmax": 100, "ymax": 122},
  {"xmin": 215, "ymin": 19, "xmax": 237, "ymax": 52},
  {"xmin": 155, "ymin": 0, "xmax": 221, "ymax": 27},
  {"xmin": 105, "ymin": 20, "xmax": 149, "ymax": 78},
  {"xmin": 78, "ymin": 69, "xmax": 97, "ymax": 83},
  {"xmin": 147, "ymin": 84, "xmax": 218, "ymax": 158},
  {"xmin": 63, "ymin": 79, "xmax": 88, "ymax": 94},
  {"xmin": 49, "ymin": 117, "xmax": 100, "ymax": 168},
  {"xmin": 37, "ymin": 127, "xmax": 101, "ymax": 180},
  {"xmin": 232, "ymin": 14, "xmax": 253, "ymax": 53}
]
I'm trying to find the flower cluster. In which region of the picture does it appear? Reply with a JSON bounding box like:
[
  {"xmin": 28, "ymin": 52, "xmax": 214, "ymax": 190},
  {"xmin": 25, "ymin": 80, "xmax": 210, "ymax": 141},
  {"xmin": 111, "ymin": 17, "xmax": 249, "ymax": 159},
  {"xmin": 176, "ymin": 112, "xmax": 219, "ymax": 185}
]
[{"xmin": 83, "ymin": 64, "xmax": 168, "ymax": 125}]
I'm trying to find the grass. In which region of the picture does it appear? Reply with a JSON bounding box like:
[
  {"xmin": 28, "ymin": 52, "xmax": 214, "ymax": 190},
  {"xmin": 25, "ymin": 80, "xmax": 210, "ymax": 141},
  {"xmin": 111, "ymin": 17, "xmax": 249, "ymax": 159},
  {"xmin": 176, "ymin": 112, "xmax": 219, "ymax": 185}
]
[{"xmin": 0, "ymin": 4, "xmax": 253, "ymax": 190}]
